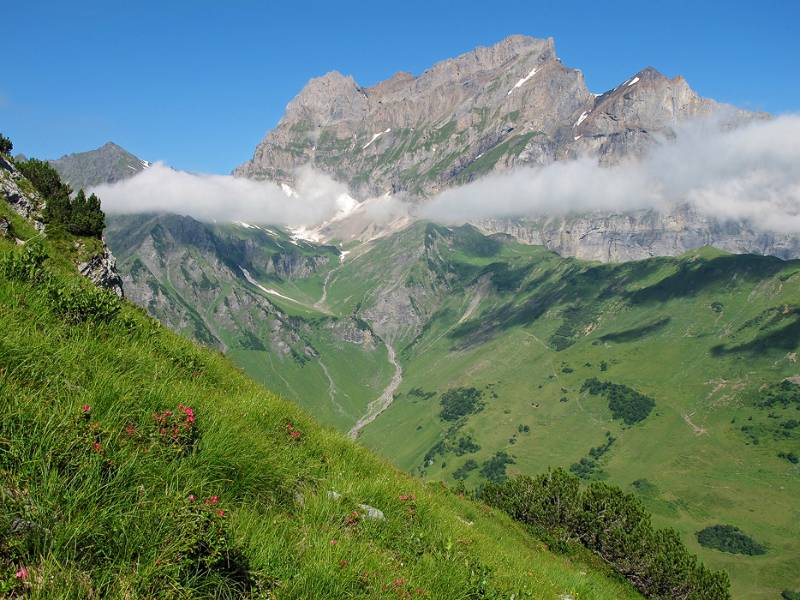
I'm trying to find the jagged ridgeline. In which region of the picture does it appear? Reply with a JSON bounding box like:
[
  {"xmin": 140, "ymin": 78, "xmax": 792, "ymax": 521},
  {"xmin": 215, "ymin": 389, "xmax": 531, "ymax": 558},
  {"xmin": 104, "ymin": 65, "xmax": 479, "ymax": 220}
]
[{"xmin": 0, "ymin": 137, "xmax": 661, "ymax": 598}]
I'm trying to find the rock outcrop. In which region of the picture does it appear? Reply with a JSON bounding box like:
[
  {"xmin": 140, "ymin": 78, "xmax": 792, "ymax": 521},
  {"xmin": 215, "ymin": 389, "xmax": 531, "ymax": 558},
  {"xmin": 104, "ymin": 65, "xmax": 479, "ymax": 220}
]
[
  {"xmin": 1, "ymin": 154, "xmax": 125, "ymax": 295},
  {"xmin": 0, "ymin": 155, "xmax": 45, "ymax": 229},
  {"xmin": 78, "ymin": 245, "xmax": 125, "ymax": 297}
]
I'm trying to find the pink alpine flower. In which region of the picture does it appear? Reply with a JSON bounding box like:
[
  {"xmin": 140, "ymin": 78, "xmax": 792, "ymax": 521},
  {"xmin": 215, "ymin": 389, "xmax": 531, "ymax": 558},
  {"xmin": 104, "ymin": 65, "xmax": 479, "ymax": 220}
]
[
  {"xmin": 82, "ymin": 404, "xmax": 91, "ymax": 413},
  {"xmin": 15, "ymin": 566, "xmax": 29, "ymax": 580}
]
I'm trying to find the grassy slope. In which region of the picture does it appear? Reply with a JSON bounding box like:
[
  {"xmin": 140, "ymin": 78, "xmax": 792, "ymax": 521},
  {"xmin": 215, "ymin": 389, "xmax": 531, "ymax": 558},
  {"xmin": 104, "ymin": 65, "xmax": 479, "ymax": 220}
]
[
  {"xmin": 0, "ymin": 212, "xmax": 639, "ymax": 598},
  {"xmin": 333, "ymin": 231, "xmax": 800, "ymax": 599},
  {"xmin": 106, "ymin": 215, "xmax": 393, "ymax": 433}
]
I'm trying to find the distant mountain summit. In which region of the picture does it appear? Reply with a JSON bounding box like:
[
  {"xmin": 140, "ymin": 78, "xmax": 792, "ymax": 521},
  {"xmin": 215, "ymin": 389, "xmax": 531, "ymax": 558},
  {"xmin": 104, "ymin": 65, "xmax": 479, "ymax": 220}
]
[
  {"xmin": 235, "ymin": 35, "xmax": 750, "ymax": 198},
  {"xmin": 49, "ymin": 141, "xmax": 149, "ymax": 190}
]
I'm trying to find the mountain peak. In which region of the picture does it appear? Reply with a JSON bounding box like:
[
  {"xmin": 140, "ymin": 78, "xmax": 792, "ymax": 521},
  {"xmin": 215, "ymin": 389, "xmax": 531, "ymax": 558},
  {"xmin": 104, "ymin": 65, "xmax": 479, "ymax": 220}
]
[{"xmin": 49, "ymin": 142, "xmax": 148, "ymax": 190}]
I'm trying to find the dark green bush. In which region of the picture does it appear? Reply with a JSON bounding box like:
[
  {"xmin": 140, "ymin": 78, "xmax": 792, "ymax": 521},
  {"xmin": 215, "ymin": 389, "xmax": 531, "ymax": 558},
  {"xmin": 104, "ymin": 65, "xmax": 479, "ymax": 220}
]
[
  {"xmin": 439, "ymin": 387, "xmax": 484, "ymax": 421},
  {"xmin": 0, "ymin": 242, "xmax": 48, "ymax": 282},
  {"xmin": 0, "ymin": 133, "xmax": 12, "ymax": 155},
  {"xmin": 452, "ymin": 459, "xmax": 479, "ymax": 481},
  {"xmin": 582, "ymin": 378, "xmax": 655, "ymax": 425},
  {"xmin": 696, "ymin": 525, "xmax": 766, "ymax": 556},
  {"xmin": 46, "ymin": 280, "xmax": 120, "ymax": 324},
  {"xmin": 479, "ymin": 451, "xmax": 515, "ymax": 483},
  {"xmin": 482, "ymin": 471, "xmax": 731, "ymax": 599}
]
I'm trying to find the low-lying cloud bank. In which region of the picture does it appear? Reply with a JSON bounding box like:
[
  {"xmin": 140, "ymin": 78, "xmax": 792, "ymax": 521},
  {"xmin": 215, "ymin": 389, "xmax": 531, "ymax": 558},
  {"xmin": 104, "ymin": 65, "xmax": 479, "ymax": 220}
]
[
  {"xmin": 92, "ymin": 165, "xmax": 350, "ymax": 227},
  {"xmin": 422, "ymin": 114, "xmax": 800, "ymax": 234},
  {"xmin": 94, "ymin": 114, "xmax": 800, "ymax": 235}
]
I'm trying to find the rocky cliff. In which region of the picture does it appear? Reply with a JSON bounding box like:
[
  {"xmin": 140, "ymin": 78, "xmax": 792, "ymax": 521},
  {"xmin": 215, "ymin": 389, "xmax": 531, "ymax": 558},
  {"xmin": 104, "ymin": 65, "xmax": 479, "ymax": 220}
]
[
  {"xmin": 235, "ymin": 35, "xmax": 743, "ymax": 198},
  {"xmin": 235, "ymin": 35, "xmax": 790, "ymax": 262},
  {"xmin": 476, "ymin": 207, "xmax": 800, "ymax": 263}
]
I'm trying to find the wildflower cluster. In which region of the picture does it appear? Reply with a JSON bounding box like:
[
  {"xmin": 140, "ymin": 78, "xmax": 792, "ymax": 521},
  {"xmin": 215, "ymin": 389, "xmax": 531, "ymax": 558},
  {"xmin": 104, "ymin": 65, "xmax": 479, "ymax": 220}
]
[
  {"xmin": 165, "ymin": 494, "xmax": 232, "ymax": 576},
  {"xmin": 286, "ymin": 422, "xmax": 302, "ymax": 441},
  {"xmin": 399, "ymin": 493, "xmax": 418, "ymax": 518},
  {"xmin": 74, "ymin": 405, "xmax": 114, "ymax": 474},
  {"xmin": 152, "ymin": 403, "xmax": 198, "ymax": 454},
  {"xmin": 380, "ymin": 577, "xmax": 428, "ymax": 598},
  {"xmin": 344, "ymin": 510, "xmax": 361, "ymax": 527}
]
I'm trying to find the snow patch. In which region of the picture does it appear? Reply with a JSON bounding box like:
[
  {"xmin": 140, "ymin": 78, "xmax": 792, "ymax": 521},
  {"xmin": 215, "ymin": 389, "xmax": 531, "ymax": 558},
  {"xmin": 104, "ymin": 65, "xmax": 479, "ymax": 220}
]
[
  {"xmin": 574, "ymin": 111, "xmax": 589, "ymax": 128},
  {"xmin": 281, "ymin": 183, "xmax": 298, "ymax": 198},
  {"xmin": 237, "ymin": 221, "xmax": 255, "ymax": 229},
  {"xmin": 362, "ymin": 128, "xmax": 391, "ymax": 149},
  {"xmin": 289, "ymin": 225, "xmax": 323, "ymax": 243},
  {"xmin": 507, "ymin": 67, "xmax": 538, "ymax": 95},
  {"xmin": 574, "ymin": 135, "xmax": 582, "ymax": 141},
  {"xmin": 339, "ymin": 250, "xmax": 351, "ymax": 263},
  {"xmin": 239, "ymin": 266, "xmax": 306, "ymax": 305},
  {"xmin": 627, "ymin": 77, "xmax": 640, "ymax": 87}
]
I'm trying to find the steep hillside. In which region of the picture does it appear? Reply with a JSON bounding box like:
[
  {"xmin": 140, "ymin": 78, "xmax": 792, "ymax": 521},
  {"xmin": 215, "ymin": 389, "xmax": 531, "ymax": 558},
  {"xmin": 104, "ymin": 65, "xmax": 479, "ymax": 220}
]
[
  {"xmin": 104, "ymin": 213, "xmax": 394, "ymax": 431},
  {"xmin": 0, "ymin": 147, "xmax": 652, "ymax": 598}
]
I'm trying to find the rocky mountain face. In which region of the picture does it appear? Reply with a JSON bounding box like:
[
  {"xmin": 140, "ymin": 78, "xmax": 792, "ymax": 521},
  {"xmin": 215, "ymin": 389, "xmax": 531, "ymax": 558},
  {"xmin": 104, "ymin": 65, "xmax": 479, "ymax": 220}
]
[
  {"xmin": 235, "ymin": 34, "xmax": 791, "ymax": 262},
  {"xmin": 477, "ymin": 208, "xmax": 800, "ymax": 262},
  {"xmin": 49, "ymin": 141, "xmax": 150, "ymax": 191},
  {"xmin": 235, "ymin": 35, "xmax": 734, "ymax": 198}
]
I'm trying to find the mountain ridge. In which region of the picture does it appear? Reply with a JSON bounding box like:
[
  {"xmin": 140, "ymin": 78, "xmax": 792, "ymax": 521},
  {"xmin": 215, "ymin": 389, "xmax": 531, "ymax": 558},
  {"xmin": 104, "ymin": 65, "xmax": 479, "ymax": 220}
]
[{"xmin": 234, "ymin": 34, "xmax": 742, "ymax": 197}]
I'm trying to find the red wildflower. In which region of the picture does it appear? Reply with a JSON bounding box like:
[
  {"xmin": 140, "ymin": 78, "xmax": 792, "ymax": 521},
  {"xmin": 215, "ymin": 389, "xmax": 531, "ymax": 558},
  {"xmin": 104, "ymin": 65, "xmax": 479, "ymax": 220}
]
[
  {"xmin": 208, "ymin": 495, "xmax": 219, "ymax": 505},
  {"xmin": 286, "ymin": 423, "xmax": 294, "ymax": 431},
  {"xmin": 15, "ymin": 566, "xmax": 28, "ymax": 580},
  {"xmin": 125, "ymin": 423, "xmax": 137, "ymax": 436},
  {"xmin": 216, "ymin": 509, "xmax": 225, "ymax": 517},
  {"xmin": 92, "ymin": 442, "xmax": 102, "ymax": 452},
  {"xmin": 393, "ymin": 578, "xmax": 406, "ymax": 587},
  {"xmin": 290, "ymin": 430, "xmax": 301, "ymax": 439},
  {"xmin": 329, "ymin": 539, "xmax": 338, "ymax": 545},
  {"xmin": 188, "ymin": 494, "xmax": 196, "ymax": 503},
  {"xmin": 82, "ymin": 404, "xmax": 91, "ymax": 413}
]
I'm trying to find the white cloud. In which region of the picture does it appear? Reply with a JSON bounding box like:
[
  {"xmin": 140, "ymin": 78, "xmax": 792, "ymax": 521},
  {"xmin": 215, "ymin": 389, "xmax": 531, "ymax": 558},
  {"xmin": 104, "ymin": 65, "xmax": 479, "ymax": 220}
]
[
  {"xmin": 421, "ymin": 114, "xmax": 800, "ymax": 234},
  {"xmin": 92, "ymin": 115, "xmax": 800, "ymax": 236},
  {"xmin": 91, "ymin": 163, "xmax": 349, "ymax": 227}
]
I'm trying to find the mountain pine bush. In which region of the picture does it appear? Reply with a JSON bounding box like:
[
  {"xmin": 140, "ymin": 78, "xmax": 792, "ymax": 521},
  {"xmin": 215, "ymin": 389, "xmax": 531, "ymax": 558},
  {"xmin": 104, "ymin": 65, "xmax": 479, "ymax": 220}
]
[{"xmin": 482, "ymin": 469, "xmax": 731, "ymax": 599}]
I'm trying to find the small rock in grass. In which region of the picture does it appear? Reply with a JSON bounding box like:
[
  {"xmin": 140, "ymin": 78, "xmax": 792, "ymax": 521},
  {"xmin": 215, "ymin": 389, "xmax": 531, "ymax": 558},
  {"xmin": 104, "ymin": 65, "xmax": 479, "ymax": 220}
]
[{"xmin": 358, "ymin": 503, "xmax": 385, "ymax": 521}]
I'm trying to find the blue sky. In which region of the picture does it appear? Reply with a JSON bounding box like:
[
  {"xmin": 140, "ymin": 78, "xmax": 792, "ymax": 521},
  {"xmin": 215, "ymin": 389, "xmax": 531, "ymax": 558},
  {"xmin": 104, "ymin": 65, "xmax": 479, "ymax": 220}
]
[{"xmin": 2, "ymin": 0, "xmax": 797, "ymax": 174}]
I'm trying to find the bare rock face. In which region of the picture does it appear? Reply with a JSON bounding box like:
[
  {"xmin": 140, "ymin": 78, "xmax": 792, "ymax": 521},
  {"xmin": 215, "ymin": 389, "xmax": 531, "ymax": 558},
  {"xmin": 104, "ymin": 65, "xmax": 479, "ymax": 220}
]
[
  {"xmin": 235, "ymin": 35, "xmax": 592, "ymax": 196},
  {"xmin": 477, "ymin": 207, "xmax": 800, "ymax": 262},
  {"xmin": 0, "ymin": 155, "xmax": 45, "ymax": 228},
  {"xmin": 235, "ymin": 36, "xmax": 746, "ymax": 200},
  {"xmin": 78, "ymin": 245, "xmax": 125, "ymax": 298}
]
